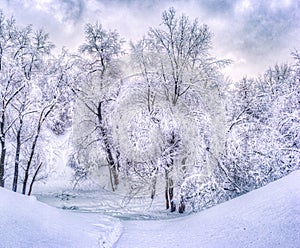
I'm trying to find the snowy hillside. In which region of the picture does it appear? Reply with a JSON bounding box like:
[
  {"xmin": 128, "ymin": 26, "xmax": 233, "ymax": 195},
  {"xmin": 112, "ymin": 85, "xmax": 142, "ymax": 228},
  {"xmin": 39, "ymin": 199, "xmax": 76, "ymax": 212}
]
[
  {"xmin": 115, "ymin": 170, "xmax": 300, "ymax": 247},
  {"xmin": 1, "ymin": 170, "xmax": 300, "ymax": 248}
]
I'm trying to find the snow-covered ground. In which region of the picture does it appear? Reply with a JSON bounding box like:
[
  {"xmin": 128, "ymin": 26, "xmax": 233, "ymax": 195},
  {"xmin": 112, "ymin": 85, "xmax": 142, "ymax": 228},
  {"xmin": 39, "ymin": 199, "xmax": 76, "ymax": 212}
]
[
  {"xmin": 0, "ymin": 188, "xmax": 122, "ymax": 248},
  {"xmin": 1, "ymin": 170, "xmax": 300, "ymax": 248},
  {"xmin": 115, "ymin": 170, "xmax": 300, "ymax": 248}
]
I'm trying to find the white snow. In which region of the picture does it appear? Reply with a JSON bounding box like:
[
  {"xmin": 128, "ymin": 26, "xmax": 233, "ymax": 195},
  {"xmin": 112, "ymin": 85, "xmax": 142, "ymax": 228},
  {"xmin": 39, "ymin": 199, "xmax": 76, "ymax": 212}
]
[
  {"xmin": 115, "ymin": 170, "xmax": 300, "ymax": 248},
  {"xmin": 1, "ymin": 170, "xmax": 300, "ymax": 248},
  {"xmin": 0, "ymin": 188, "xmax": 122, "ymax": 248}
]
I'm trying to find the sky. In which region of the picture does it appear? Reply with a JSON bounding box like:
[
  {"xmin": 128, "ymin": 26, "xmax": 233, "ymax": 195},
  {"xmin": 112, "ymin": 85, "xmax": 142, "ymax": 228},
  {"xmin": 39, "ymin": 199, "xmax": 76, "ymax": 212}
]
[{"xmin": 1, "ymin": 0, "xmax": 299, "ymax": 81}]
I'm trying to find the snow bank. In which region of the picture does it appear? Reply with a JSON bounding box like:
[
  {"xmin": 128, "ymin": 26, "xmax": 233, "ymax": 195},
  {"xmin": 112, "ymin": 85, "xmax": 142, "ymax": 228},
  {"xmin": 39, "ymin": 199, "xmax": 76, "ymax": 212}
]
[
  {"xmin": 115, "ymin": 170, "xmax": 300, "ymax": 248},
  {"xmin": 2, "ymin": 170, "xmax": 300, "ymax": 248},
  {"xmin": 0, "ymin": 188, "xmax": 122, "ymax": 248}
]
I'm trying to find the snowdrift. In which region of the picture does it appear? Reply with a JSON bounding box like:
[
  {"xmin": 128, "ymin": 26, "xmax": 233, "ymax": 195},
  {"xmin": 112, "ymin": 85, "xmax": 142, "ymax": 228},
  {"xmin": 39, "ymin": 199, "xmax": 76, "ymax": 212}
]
[
  {"xmin": 0, "ymin": 188, "xmax": 121, "ymax": 248},
  {"xmin": 115, "ymin": 170, "xmax": 300, "ymax": 247},
  {"xmin": 1, "ymin": 170, "xmax": 300, "ymax": 248}
]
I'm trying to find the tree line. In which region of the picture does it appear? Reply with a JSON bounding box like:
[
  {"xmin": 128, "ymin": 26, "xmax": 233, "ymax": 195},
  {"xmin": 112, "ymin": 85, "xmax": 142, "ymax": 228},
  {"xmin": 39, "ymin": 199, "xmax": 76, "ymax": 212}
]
[{"xmin": 0, "ymin": 8, "xmax": 299, "ymax": 214}]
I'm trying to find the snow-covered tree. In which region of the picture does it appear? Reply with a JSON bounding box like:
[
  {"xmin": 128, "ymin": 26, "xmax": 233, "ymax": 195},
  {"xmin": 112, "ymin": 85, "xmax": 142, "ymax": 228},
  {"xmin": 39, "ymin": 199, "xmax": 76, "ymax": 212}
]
[
  {"xmin": 128, "ymin": 8, "xmax": 229, "ymax": 212},
  {"xmin": 132, "ymin": 7, "xmax": 230, "ymax": 106},
  {"xmin": 222, "ymin": 56, "xmax": 300, "ymax": 195},
  {"xmin": 73, "ymin": 22, "xmax": 125, "ymax": 191},
  {"xmin": 20, "ymin": 48, "xmax": 79, "ymax": 195},
  {"xmin": 0, "ymin": 12, "xmax": 27, "ymax": 187},
  {"xmin": 79, "ymin": 22, "xmax": 125, "ymax": 79},
  {"xmin": 0, "ymin": 10, "xmax": 77, "ymax": 193}
]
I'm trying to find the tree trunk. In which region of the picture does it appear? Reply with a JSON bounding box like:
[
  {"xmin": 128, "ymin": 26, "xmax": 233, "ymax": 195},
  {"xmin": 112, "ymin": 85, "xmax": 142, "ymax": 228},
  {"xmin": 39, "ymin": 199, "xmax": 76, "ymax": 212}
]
[
  {"xmin": 101, "ymin": 125, "xmax": 119, "ymax": 188},
  {"xmin": 173, "ymin": 79, "xmax": 179, "ymax": 105},
  {"xmin": 0, "ymin": 141, "xmax": 5, "ymax": 187},
  {"xmin": 97, "ymin": 102, "xmax": 119, "ymax": 190},
  {"xmin": 0, "ymin": 109, "xmax": 6, "ymax": 187},
  {"xmin": 165, "ymin": 170, "xmax": 170, "ymax": 209},
  {"xmin": 22, "ymin": 127, "xmax": 40, "ymax": 195},
  {"xmin": 22, "ymin": 167, "xmax": 29, "ymax": 194},
  {"xmin": 0, "ymin": 85, "xmax": 25, "ymax": 188},
  {"xmin": 169, "ymin": 177, "xmax": 176, "ymax": 212},
  {"xmin": 150, "ymin": 168, "xmax": 158, "ymax": 200},
  {"xmin": 12, "ymin": 118, "xmax": 23, "ymax": 192},
  {"xmin": 164, "ymin": 131, "xmax": 179, "ymax": 212},
  {"xmin": 165, "ymin": 170, "xmax": 176, "ymax": 211},
  {"xmin": 178, "ymin": 195, "xmax": 185, "ymax": 213},
  {"xmin": 28, "ymin": 162, "xmax": 43, "ymax": 196},
  {"xmin": 22, "ymin": 104, "xmax": 54, "ymax": 194}
]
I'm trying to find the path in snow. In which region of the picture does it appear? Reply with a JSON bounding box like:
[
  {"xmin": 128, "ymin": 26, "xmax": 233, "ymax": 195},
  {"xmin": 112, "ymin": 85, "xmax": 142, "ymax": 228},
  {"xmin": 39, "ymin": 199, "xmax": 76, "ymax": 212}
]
[{"xmin": 115, "ymin": 170, "xmax": 300, "ymax": 248}]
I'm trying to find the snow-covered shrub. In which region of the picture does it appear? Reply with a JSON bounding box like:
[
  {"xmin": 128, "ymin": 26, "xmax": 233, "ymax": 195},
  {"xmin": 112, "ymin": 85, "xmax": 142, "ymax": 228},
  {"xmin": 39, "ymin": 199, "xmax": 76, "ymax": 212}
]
[{"xmin": 178, "ymin": 175, "xmax": 229, "ymax": 213}]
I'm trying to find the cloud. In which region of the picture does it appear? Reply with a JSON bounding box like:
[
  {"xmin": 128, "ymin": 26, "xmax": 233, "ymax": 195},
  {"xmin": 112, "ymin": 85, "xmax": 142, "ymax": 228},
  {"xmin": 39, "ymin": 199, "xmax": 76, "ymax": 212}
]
[
  {"xmin": 1, "ymin": 0, "xmax": 299, "ymax": 81},
  {"xmin": 199, "ymin": 0, "xmax": 237, "ymax": 15},
  {"xmin": 54, "ymin": 0, "xmax": 84, "ymax": 24},
  {"xmin": 21, "ymin": 0, "xmax": 84, "ymax": 24},
  {"xmin": 232, "ymin": 1, "xmax": 300, "ymax": 55}
]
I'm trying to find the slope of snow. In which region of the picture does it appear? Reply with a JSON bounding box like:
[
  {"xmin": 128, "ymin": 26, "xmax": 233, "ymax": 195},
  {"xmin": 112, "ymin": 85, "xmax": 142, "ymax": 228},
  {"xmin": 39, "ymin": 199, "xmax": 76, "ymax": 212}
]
[
  {"xmin": 115, "ymin": 170, "xmax": 300, "ymax": 248},
  {"xmin": 1, "ymin": 170, "xmax": 300, "ymax": 248},
  {"xmin": 0, "ymin": 188, "xmax": 122, "ymax": 248}
]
